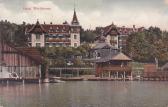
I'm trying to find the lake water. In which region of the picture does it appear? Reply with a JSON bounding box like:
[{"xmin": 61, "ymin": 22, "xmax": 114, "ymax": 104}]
[{"xmin": 0, "ymin": 81, "xmax": 168, "ymax": 107}]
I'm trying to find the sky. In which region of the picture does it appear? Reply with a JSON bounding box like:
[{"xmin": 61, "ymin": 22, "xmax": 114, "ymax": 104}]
[{"xmin": 0, "ymin": 0, "xmax": 168, "ymax": 30}]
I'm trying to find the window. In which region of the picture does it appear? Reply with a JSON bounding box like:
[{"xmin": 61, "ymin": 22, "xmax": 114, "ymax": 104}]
[
  {"xmin": 97, "ymin": 53, "xmax": 100, "ymax": 57},
  {"xmin": 36, "ymin": 34, "xmax": 40, "ymax": 40},
  {"xmin": 28, "ymin": 43, "xmax": 32, "ymax": 46},
  {"xmin": 74, "ymin": 35, "xmax": 77, "ymax": 39},
  {"xmin": 74, "ymin": 43, "xmax": 77, "ymax": 47},
  {"xmin": 46, "ymin": 43, "xmax": 49, "ymax": 47},
  {"xmin": 36, "ymin": 43, "xmax": 41, "ymax": 47}
]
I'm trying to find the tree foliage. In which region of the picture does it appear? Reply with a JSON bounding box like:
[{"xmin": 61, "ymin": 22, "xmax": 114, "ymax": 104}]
[
  {"xmin": 126, "ymin": 26, "xmax": 168, "ymax": 64},
  {"xmin": 0, "ymin": 20, "xmax": 27, "ymax": 46},
  {"xmin": 80, "ymin": 29, "xmax": 97, "ymax": 43},
  {"xmin": 43, "ymin": 44, "xmax": 92, "ymax": 67}
]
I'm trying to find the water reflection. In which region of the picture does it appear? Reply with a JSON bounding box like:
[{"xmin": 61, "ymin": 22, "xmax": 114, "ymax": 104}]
[{"xmin": 0, "ymin": 81, "xmax": 168, "ymax": 107}]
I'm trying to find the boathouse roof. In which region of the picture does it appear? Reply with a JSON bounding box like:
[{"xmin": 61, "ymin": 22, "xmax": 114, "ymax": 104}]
[
  {"xmin": 17, "ymin": 47, "xmax": 43, "ymax": 64},
  {"xmin": 95, "ymin": 52, "xmax": 131, "ymax": 63},
  {"xmin": 1, "ymin": 40, "xmax": 42, "ymax": 64}
]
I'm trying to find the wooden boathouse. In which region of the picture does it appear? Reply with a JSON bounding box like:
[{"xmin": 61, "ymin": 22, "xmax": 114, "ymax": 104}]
[
  {"xmin": 90, "ymin": 35, "xmax": 132, "ymax": 80},
  {"xmin": 95, "ymin": 52, "xmax": 132, "ymax": 80},
  {"xmin": 0, "ymin": 40, "xmax": 43, "ymax": 82}
]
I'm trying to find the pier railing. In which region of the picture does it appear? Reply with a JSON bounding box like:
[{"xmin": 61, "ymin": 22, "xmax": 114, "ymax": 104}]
[
  {"xmin": 49, "ymin": 67, "xmax": 95, "ymax": 71},
  {"xmin": 102, "ymin": 66, "xmax": 132, "ymax": 72}
]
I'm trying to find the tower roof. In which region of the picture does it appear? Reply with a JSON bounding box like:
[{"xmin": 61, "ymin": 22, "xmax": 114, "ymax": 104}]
[{"xmin": 71, "ymin": 9, "xmax": 79, "ymax": 25}]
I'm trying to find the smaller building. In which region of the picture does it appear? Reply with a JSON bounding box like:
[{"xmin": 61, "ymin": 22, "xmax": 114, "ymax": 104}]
[
  {"xmin": 95, "ymin": 52, "xmax": 132, "ymax": 79},
  {"xmin": 142, "ymin": 63, "xmax": 168, "ymax": 81},
  {"xmin": 96, "ymin": 23, "xmax": 144, "ymax": 49},
  {"xmin": 144, "ymin": 64, "xmax": 157, "ymax": 73},
  {"xmin": 0, "ymin": 40, "xmax": 42, "ymax": 79},
  {"xmin": 90, "ymin": 37, "xmax": 132, "ymax": 80}
]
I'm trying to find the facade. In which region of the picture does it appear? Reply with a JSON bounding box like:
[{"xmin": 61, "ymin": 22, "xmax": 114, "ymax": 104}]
[
  {"xmin": 0, "ymin": 40, "xmax": 42, "ymax": 79},
  {"xmin": 96, "ymin": 23, "xmax": 144, "ymax": 49},
  {"xmin": 90, "ymin": 38, "xmax": 132, "ymax": 80},
  {"xmin": 26, "ymin": 10, "xmax": 81, "ymax": 47}
]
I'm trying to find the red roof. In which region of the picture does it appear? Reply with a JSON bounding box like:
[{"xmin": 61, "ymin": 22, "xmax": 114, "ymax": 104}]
[
  {"xmin": 17, "ymin": 47, "xmax": 43, "ymax": 64},
  {"xmin": 42, "ymin": 24, "xmax": 70, "ymax": 33},
  {"xmin": 96, "ymin": 23, "xmax": 144, "ymax": 36},
  {"xmin": 26, "ymin": 22, "xmax": 71, "ymax": 34},
  {"xmin": 27, "ymin": 21, "xmax": 47, "ymax": 33},
  {"xmin": 103, "ymin": 23, "xmax": 120, "ymax": 36},
  {"xmin": 1, "ymin": 40, "xmax": 43, "ymax": 64}
]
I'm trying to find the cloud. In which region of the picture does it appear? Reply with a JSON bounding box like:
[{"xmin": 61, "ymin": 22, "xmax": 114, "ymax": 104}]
[
  {"xmin": 0, "ymin": 1, "xmax": 105, "ymax": 29},
  {"xmin": 164, "ymin": 0, "xmax": 168, "ymax": 4},
  {"xmin": 0, "ymin": 0, "xmax": 168, "ymax": 30},
  {"xmin": 0, "ymin": 3, "xmax": 12, "ymax": 20}
]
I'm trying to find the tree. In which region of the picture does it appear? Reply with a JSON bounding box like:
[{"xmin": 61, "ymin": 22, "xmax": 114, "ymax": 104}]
[
  {"xmin": 126, "ymin": 26, "xmax": 168, "ymax": 64},
  {"xmin": 14, "ymin": 23, "xmax": 28, "ymax": 46},
  {"xmin": 80, "ymin": 29, "xmax": 97, "ymax": 43},
  {"xmin": 0, "ymin": 20, "xmax": 18, "ymax": 43}
]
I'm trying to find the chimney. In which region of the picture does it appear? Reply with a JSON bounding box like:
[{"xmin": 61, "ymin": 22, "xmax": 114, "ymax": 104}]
[
  {"xmin": 44, "ymin": 21, "xmax": 46, "ymax": 24},
  {"xmin": 133, "ymin": 25, "xmax": 135, "ymax": 29},
  {"xmin": 50, "ymin": 22, "xmax": 52, "ymax": 24}
]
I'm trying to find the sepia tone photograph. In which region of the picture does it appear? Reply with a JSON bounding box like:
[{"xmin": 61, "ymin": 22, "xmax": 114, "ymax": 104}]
[{"xmin": 0, "ymin": 0, "xmax": 168, "ymax": 107}]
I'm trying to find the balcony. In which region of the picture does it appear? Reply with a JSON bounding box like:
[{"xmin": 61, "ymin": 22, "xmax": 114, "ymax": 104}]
[
  {"xmin": 46, "ymin": 38, "xmax": 70, "ymax": 42},
  {"xmin": 102, "ymin": 66, "xmax": 132, "ymax": 72}
]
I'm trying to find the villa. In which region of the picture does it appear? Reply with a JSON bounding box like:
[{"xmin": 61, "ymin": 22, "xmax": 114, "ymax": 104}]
[{"xmin": 25, "ymin": 9, "xmax": 81, "ymax": 48}]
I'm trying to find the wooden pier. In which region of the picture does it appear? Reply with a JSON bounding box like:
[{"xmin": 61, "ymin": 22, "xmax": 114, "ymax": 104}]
[
  {"xmin": 142, "ymin": 71, "xmax": 168, "ymax": 81},
  {"xmin": 49, "ymin": 67, "xmax": 95, "ymax": 77},
  {"xmin": 0, "ymin": 78, "xmax": 41, "ymax": 84}
]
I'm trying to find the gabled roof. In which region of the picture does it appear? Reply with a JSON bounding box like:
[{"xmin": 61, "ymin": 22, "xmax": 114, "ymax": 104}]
[
  {"xmin": 26, "ymin": 23, "xmax": 71, "ymax": 34},
  {"xmin": 27, "ymin": 20, "xmax": 46, "ymax": 33},
  {"xmin": 112, "ymin": 53, "xmax": 132, "ymax": 61},
  {"xmin": 96, "ymin": 23, "xmax": 145, "ymax": 37},
  {"xmin": 103, "ymin": 23, "xmax": 120, "ymax": 36},
  {"xmin": 96, "ymin": 52, "xmax": 131, "ymax": 63},
  {"xmin": 95, "ymin": 51, "xmax": 118, "ymax": 63}
]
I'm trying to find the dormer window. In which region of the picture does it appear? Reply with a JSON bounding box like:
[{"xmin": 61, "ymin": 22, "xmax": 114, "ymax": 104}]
[{"xmin": 36, "ymin": 34, "xmax": 40, "ymax": 40}]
